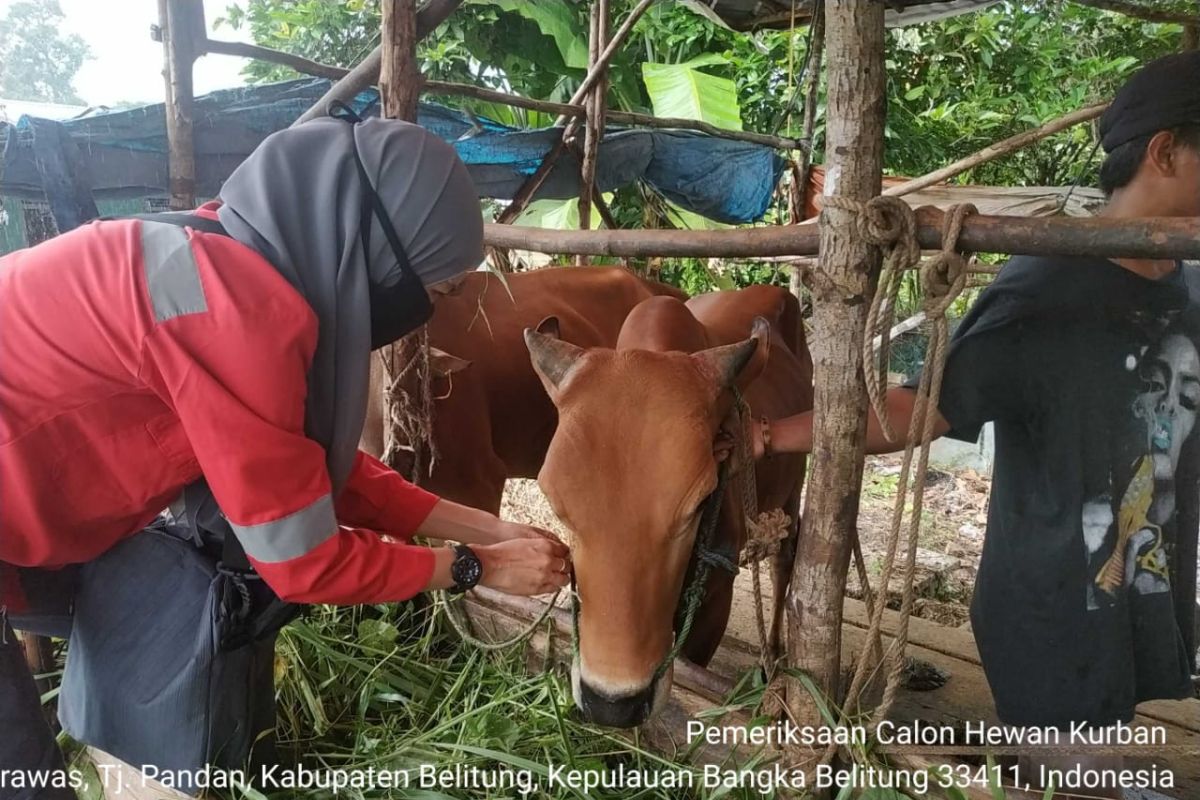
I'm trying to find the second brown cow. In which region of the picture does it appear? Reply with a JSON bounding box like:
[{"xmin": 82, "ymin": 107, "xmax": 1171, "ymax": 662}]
[{"xmin": 361, "ymin": 267, "xmax": 684, "ymax": 511}]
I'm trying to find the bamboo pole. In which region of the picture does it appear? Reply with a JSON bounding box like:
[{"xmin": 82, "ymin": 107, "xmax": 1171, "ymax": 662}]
[
  {"xmin": 157, "ymin": 0, "xmax": 203, "ymax": 210},
  {"xmin": 577, "ymin": 0, "xmax": 609, "ymax": 265},
  {"xmin": 379, "ymin": 0, "xmax": 424, "ymax": 476},
  {"xmin": 791, "ymin": 2, "xmax": 824, "ymax": 298},
  {"xmin": 784, "ymin": 0, "xmax": 885, "ymax": 745},
  {"xmin": 483, "ymin": 210, "xmax": 1200, "ymax": 260},
  {"xmin": 292, "ymin": 0, "xmax": 463, "ymax": 126}
]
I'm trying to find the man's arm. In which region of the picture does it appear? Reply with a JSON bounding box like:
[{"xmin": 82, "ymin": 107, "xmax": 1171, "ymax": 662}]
[{"xmin": 756, "ymin": 387, "xmax": 951, "ymax": 457}]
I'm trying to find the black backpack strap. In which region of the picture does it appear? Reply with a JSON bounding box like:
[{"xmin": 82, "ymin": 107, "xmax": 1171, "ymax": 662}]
[{"xmin": 125, "ymin": 211, "xmax": 230, "ymax": 238}]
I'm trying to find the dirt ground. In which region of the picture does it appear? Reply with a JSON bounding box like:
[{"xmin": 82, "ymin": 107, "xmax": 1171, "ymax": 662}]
[{"xmin": 500, "ymin": 454, "xmax": 993, "ymax": 628}]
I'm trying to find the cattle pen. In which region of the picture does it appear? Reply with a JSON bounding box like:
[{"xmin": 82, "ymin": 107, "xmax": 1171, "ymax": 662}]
[{"xmin": 11, "ymin": 0, "xmax": 1200, "ymax": 798}]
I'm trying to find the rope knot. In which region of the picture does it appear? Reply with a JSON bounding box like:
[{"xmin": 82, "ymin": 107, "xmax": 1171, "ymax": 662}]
[
  {"xmin": 920, "ymin": 203, "xmax": 976, "ymax": 317},
  {"xmin": 741, "ymin": 509, "xmax": 791, "ymax": 565},
  {"xmin": 823, "ymin": 195, "xmax": 919, "ymax": 261}
]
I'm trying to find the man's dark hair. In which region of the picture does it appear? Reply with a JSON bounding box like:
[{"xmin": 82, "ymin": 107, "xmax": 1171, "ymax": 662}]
[{"xmin": 1099, "ymin": 124, "xmax": 1200, "ymax": 196}]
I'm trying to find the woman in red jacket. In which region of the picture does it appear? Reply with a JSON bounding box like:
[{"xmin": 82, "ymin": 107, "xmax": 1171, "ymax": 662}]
[{"xmin": 0, "ymin": 114, "xmax": 569, "ymax": 798}]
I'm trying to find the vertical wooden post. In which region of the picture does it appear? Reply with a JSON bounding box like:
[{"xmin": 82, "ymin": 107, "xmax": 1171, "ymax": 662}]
[
  {"xmin": 20, "ymin": 634, "xmax": 58, "ymax": 730},
  {"xmin": 577, "ymin": 0, "xmax": 609, "ymax": 265},
  {"xmin": 380, "ymin": 0, "xmax": 421, "ymax": 122},
  {"xmin": 789, "ymin": 5, "xmax": 825, "ymax": 302},
  {"xmin": 379, "ymin": 0, "xmax": 427, "ymax": 477},
  {"xmin": 785, "ymin": 0, "xmax": 885, "ymax": 740},
  {"xmin": 795, "ymin": 3, "xmax": 825, "ymax": 222},
  {"xmin": 157, "ymin": 0, "xmax": 203, "ymax": 210}
]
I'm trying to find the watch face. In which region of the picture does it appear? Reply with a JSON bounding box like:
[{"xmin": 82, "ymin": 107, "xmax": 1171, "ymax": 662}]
[{"xmin": 452, "ymin": 546, "xmax": 483, "ymax": 589}]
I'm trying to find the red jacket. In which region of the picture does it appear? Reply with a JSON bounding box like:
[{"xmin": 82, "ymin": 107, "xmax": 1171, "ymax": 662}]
[{"xmin": 1, "ymin": 208, "xmax": 439, "ymax": 609}]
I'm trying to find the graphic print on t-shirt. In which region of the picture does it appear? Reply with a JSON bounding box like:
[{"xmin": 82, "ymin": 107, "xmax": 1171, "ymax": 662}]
[{"xmin": 1083, "ymin": 322, "xmax": 1199, "ymax": 610}]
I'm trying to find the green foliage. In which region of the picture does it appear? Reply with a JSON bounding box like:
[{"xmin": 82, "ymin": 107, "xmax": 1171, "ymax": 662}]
[
  {"xmin": 883, "ymin": 1, "xmax": 1179, "ymax": 186},
  {"xmin": 475, "ymin": 0, "xmax": 590, "ymax": 70},
  {"xmin": 0, "ymin": 0, "xmax": 91, "ymax": 104},
  {"xmin": 215, "ymin": 0, "xmax": 381, "ymax": 84},
  {"xmin": 658, "ymin": 260, "xmax": 790, "ymax": 296},
  {"xmin": 514, "ymin": 195, "xmax": 610, "ymax": 230},
  {"xmin": 265, "ymin": 603, "xmax": 776, "ymax": 800},
  {"xmin": 642, "ymin": 53, "xmax": 743, "ymax": 130}
]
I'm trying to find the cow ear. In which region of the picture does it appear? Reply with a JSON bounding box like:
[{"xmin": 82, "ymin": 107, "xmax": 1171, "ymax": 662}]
[
  {"xmin": 429, "ymin": 347, "xmax": 471, "ymax": 377},
  {"xmin": 535, "ymin": 315, "xmax": 561, "ymax": 338},
  {"xmin": 525, "ymin": 328, "xmax": 585, "ymax": 396},
  {"xmin": 692, "ymin": 336, "xmax": 759, "ymax": 390}
]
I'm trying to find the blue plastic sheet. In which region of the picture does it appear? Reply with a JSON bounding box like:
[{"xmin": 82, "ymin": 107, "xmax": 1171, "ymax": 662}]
[{"xmin": 1, "ymin": 77, "xmax": 784, "ymax": 232}]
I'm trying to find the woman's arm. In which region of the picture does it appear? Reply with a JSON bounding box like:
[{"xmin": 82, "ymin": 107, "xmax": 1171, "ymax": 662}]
[
  {"xmin": 415, "ymin": 499, "xmax": 553, "ymax": 546},
  {"xmin": 336, "ymin": 450, "xmax": 558, "ymax": 546}
]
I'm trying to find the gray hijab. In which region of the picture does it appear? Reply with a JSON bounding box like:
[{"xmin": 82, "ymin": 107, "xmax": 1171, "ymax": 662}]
[{"xmin": 217, "ymin": 116, "xmax": 483, "ymax": 492}]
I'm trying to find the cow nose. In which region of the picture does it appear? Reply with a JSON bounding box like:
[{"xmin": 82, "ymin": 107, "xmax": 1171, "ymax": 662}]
[{"xmin": 576, "ymin": 677, "xmax": 659, "ymax": 728}]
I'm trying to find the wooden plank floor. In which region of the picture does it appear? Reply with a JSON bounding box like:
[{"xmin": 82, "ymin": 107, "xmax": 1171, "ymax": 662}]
[{"xmin": 720, "ymin": 572, "xmax": 1200, "ymax": 798}]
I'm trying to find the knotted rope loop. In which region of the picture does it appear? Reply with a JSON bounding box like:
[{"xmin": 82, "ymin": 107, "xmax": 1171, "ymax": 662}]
[{"xmin": 920, "ymin": 203, "xmax": 976, "ymax": 319}]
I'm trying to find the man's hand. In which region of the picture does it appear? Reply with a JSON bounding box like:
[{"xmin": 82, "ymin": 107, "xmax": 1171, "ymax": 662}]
[{"xmin": 475, "ymin": 537, "xmax": 572, "ymax": 596}]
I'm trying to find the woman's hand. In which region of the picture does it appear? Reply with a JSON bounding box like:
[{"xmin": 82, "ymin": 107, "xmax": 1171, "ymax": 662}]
[
  {"xmin": 475, "ymin": 537, "xmax": 572, "ymax": 596},
  {"xmin": 418, "ymin": 500, "xmax": 562, "ymax": 546},
  {"xmin": 493, "ymin": 520, "xmax": 564, "ymax": 545}
]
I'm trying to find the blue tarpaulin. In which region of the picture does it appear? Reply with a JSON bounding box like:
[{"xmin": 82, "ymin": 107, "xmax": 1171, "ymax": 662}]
[{"xmin": 0, "ymin": 77, "xmax": 785, "ymax": 233}]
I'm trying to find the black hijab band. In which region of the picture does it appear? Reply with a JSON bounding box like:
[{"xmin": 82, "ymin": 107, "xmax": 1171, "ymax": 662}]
[{"xmin": 329, "ymin": 102, "xmax": 435, "ymax": 349}]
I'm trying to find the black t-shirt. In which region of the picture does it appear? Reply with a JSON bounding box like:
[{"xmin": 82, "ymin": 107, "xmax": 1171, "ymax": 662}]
[{"xmin": 920, "ymin": 254, "xmax": 1198, "ymax": 728}]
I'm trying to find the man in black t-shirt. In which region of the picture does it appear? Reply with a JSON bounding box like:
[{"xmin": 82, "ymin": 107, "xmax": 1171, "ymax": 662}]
[{"xmin": 758, "ymin": 53, "xmax": 1200, "ymax": 795}]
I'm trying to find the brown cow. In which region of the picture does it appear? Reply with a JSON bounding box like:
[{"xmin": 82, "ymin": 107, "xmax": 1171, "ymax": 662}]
[
  {"xmin": 525, "ymin": 285, "xmax": 812, "ymax": 727},
  {"xmin": 361, "ymin": 267, "xmax": 685, "ymax": 512}
]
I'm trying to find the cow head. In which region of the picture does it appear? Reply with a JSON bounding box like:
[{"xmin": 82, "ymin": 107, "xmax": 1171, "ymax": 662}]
[{"xmin": 524, "ymin": 319, "xmax": 766, "ymax": 728}]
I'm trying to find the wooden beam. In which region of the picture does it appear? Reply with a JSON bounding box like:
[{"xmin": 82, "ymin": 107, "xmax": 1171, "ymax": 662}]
[
  {"xmin": 157, "ymin": 0, "xmax": 204, "ymax": 210},
  {"xmin": 292, "ymin": 0, "xmax": 463, "ymax": 126},
  {"xmin": 1069, "ymin": 0, "xmax": 1200, "ymax": 25},
  {"xmin": 484, "ymin": 209, "xmax": 1200, "ymax": 260},
  {"xmin": 785, "ymin": 0, "xmax": 886, "ymax": 736},
  {"xmin": 200, "ymin": 38, "xmax": 347, "ymax": 80},
  {"xmin": 882, "ymin": 102, "xmax": 1108, "ymax": 199}
]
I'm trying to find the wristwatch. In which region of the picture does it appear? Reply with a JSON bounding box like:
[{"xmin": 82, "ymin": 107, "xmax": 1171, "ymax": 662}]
[{"xmin": 449, "ymin": 544, "xmax": 483, "ymax": 594}]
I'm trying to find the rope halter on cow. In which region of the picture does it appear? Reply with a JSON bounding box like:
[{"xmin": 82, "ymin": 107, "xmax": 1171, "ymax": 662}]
[{"xmin": 816, "ymin": 197, "xmax": 977, "ymax": 753}]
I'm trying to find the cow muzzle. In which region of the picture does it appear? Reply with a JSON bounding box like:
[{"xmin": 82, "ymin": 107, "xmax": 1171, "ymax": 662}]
[{"xmin": 571, "ymin": 658, "xmax": 672, "ymax": 728}]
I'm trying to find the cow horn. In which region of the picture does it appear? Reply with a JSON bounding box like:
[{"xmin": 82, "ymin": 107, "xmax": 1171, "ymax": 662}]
[
  {"xmin": 693, "ymin": 336, "xmax": 759, "ymax": 388},
  {"xmin": 525, "ymin": 328, "xmax": 585, "ymax": 390}
]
